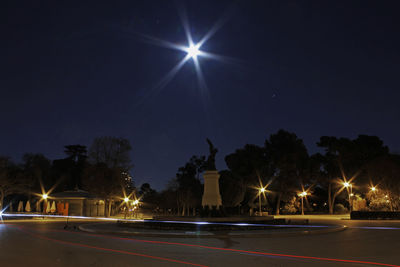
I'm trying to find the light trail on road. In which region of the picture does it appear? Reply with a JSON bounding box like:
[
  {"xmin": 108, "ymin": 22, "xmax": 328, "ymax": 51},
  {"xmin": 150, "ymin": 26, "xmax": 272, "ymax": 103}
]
[
  {"xmin": 72, "ymin": 231, "xmax": 400, "ymax": 267},
  {"xmin": 4, "ymin": 214, "xmax": 400, "ymax": 233},
  {"xmin": 0, "ymin": 213, "xmax": 332, "ymax": 229},
  {"xmin": 349, "ymin": 226, "xmax": 400, "ymax": 230},
  {"xmin": 14, "ymin": 225, "xmax": 208, "ymax": 267},
  {"xmin": 9, "ymin": 224, "xmax": 400, "ymax": 267}
]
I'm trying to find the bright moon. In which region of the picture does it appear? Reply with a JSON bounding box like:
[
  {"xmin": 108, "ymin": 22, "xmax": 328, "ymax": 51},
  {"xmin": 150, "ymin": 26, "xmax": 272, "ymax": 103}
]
[{"xmin": 186, "ymin": 44, "xmax": 201, "ymax": 59}]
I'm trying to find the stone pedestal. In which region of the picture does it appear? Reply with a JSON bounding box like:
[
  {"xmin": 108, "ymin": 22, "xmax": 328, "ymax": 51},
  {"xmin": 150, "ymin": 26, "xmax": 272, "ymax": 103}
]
[{"xmin": 202, "ymin": 170, "xmax": 222, "ymax": 209}]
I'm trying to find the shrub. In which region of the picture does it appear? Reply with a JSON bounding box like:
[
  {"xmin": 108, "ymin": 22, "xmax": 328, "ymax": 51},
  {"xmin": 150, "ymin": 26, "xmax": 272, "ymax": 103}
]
[
  {"xmin": 334, "ymin": 203, "xmax": 348, "ymax": 214},
  {"xmin": 282, "ymin": 196, "xmax": 298, "ymax": 214}
]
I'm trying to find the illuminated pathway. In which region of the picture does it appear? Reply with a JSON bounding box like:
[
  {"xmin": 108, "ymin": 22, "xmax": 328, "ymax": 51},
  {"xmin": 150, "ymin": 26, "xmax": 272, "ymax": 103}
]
[{"xmin": 0, "ymin": 219, "xmax": 399, "ymax": 267}]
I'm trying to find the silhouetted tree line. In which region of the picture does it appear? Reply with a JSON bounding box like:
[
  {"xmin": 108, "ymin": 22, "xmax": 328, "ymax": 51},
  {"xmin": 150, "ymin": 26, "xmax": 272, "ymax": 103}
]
[
  {"xmin": 150, "ymin": 129, "xmax": 400, "ymax": 216},
  {"xmin": 2, "ymin": 130, "xmax": 400, "ymax": 216},
  {"xmin": 0, "ymin": 137, "xmax": 133, "ymax": 216}
]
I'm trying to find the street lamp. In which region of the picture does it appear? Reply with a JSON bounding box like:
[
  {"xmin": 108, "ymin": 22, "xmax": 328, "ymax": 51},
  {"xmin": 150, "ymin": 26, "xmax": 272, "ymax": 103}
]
[
  {"xmin": 343, "ymin": 182, "xmax": 353, "ymax": 212},
  {"xmin": 258, "ymin": 187, "xmax": 266, "ymax": 216},
  {"xmin": 133, "ymin": 199, "xmax": 139, "ymax": 205},
  {"xmin": 298, "ymin": 191, "xmax": 308, "ymax": 215},
  {"xmin": 41, "ymin": 193, "xmax": 49, "ymax": 214},
  {"xmin": 370, "ymin": 186, "xmax": 377, "ymax": 192},
  {"xmin": 123, "ymin": 197, "xmax": 130, "ymax": 219}
]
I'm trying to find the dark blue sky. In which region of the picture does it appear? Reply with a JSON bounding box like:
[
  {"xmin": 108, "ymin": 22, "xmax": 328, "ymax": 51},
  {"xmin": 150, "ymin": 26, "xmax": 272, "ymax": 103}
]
[{"xmin": 2, "ymin": 1, "xmax": 400, "ymax": 190}]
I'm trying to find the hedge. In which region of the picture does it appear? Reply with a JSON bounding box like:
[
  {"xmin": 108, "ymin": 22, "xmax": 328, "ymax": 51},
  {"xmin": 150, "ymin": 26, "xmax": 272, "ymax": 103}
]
[{"xmin": 351, "ymin": 211, "xmax": 400, "ymax": 220}]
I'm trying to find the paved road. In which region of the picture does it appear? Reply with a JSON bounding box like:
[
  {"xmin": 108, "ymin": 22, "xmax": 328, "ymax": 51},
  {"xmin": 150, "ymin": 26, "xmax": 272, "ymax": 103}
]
[{"xmin": 0, "ymin": 219, "xmax": 399, "ymax": 267}]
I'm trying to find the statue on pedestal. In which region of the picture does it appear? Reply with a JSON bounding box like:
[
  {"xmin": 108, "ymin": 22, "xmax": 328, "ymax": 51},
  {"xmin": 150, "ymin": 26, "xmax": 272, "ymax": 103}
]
[
  {"xmin": 202, "ymin": 138, "xmax": 222, "ymax": 209},
  {"xmin": 205, "ymin": 138, "xmax": 218, "ymax": 171}
]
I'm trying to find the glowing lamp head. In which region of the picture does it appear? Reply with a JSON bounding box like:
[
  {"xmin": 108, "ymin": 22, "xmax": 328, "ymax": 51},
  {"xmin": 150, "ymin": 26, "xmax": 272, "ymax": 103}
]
[
  {"xmin": 298, "ymin": 192, "xmax": 307, "ymax": 197},
  {"xmin": 124, "ymin": 197, "xmax": 129, "ymax": 203},
  {"xmin": 343, "ymin": 182, "xmax": 350, "ymax": 188},
  {"xmin": 186, "ymin": 44, "xmax": 201, "ymax": 59},
  {"xmin": 371, "ymin": 187, "xmax": 376, "ymax": 192},
  {"xmin": 42, "ymin": 194, "xmax": 48, "ymax": 200},
  {"xmin": 260, "ymin": 188, "xmax": 265, "ymax": 193},
  {"xmin": 133, "ymin": 200, "xmax": 139, "ymax": 205}
]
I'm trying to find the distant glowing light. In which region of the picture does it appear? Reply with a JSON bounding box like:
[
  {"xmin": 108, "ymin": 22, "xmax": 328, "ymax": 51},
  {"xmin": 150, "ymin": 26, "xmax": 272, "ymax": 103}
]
[
  {"xmin": 371, "ymin": 186, "xmax": 376, "ymax": 192},
  {"xmin": 42, "ymin": 194, "xmax": 48, "ymax": 200},
  {"xmin": 260, "ymin": 188, "xmax": 265, "ymax": 193},
  {"xmin": 133, "ymin": 200, "xmax": 139, "ymax": 205},
  {"xmin": 185, "ymin": 43, "xmax": 201, "ymax": 59},
  {"xmin": 343, "ymin": 182, "xmax": 350, "ymax": 188},
  {"xmin": 124, "ymin": 197, "xmax": 129, "ymax": 203},
  {"xmin": 130, "ymin": 7, "xmax": 236, "ymax": 102}
]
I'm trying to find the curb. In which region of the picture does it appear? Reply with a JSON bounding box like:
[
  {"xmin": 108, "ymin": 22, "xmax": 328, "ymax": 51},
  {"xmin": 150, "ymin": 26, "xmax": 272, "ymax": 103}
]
[{"xmin": 78, "ymin": 223, "xmax": 347, "ymax": 238}]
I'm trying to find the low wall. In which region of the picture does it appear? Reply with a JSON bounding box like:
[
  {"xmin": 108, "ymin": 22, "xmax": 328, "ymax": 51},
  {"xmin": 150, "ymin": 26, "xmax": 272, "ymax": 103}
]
[
  {"xmin": 152, "ymin": 216, "xmax": 274, "ymax": 222},
  {"xmin": 351, "ymin": 211, "xmax": 400, "ymax": 220}
]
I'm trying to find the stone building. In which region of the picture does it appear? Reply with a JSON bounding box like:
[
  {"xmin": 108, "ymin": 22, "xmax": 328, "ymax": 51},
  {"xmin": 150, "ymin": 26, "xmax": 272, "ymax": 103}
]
[{"xmin": 51, "ymin": 189, "xmax": 105, "ymax": 217}]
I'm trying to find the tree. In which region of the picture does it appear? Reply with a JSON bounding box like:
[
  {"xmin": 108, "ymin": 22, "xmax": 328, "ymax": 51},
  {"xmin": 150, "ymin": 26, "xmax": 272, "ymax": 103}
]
[
  {"xmin": 82, "ymin": 163, "xmax": 126, "ymax": 217},
  {"xmin": 22, "ymin": 153, "xmax": 52, "ymax": 194},
  {"xmin": 62, "ymin": 145, "xmax": 88, "ymax": 189},
  {"xmin": 265, "ymin": 130, "xmax": 309, "ymax": 215},
  {"xmin": 224, "ymin": 144, "xmax": 268, "ymax": 211},
  {"xmin": 219, "ymin": 170, "xmax": 246, "ymax": 213},
  {"xmin": 175, "ymin": 155, "xmax": 205, "ymax": 216},
  {"xmin": 88, "ymin": 137, "xmax": 133, "ymax": 170},
  {"xmin": 64, "ymin": 145, "xmax": 87, "ymax": 162},
  {"xmin": 317, "ymin": 136, "xmax": 354, "ymax": 214},
  {"xmin": 351, "ymin": 135, "xmax": 389, "ymax": 186},
  {"xmin": 365, "ymin": 154, "xmax": 400, "ymax": 211},
  {"xmin": 317, "ymin": 135, "xmax": 389, "ymax": 214},
  {"xmin": 138, "ymin": 183, "xmax": 159, "ymax": 209},
  {"xmin": 83, "ymin": 137, "xmax": 134, "ymax": 217},
  {"xmin": 0, "ymin": 157, "xmax": 28, "ymax": 211},
  {"xmin": 158, "ymin": 181, "xmax": 179, "ymax": 215}
]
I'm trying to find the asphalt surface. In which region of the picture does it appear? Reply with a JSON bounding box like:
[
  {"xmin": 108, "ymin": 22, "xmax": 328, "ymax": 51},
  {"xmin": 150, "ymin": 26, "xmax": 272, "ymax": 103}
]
[
  {"xmin": 0, "ymin": 218, "xmax": 400, "ymax": 267},
  {"xmin": 78, "ymin": 221, "xmax": 346, "ymax": 238}
]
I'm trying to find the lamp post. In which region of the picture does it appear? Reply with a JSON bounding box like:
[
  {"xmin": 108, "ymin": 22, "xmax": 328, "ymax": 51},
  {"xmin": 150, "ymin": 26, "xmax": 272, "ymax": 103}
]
[
  {"xmin": 259, "ymin": 188, "xmax": 265, "ymax": 216},
  {"xmin": 123, "ymin": 197, "xmax": 129, "ymax": 219},
  {"xmin": 343, "ymin": 182, "xmax": 353, "ymax": 212},
  {"xmin": 298, "ymin": 191, "xmax": 307, "ymax": 215},
  {"xmin": 42, "ymin": 194, "xmax": 48, "ymax": 214},
  {"xmin": 132, "ymin": 199, "xmax": 140, "ymax": 218}
]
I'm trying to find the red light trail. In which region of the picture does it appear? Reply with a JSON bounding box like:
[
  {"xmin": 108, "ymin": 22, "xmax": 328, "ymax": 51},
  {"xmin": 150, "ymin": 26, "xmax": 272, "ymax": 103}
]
[
  {"xmin": 74, "ymin": 230, "xmax": 400, "ymax": 267},
  {"xmin": 14, "ymin": 225, "xmax": 208, "ymax": 267},
  {"xmin": 11, "ymin": 224, "xmax": 400, "ymax": 267}
]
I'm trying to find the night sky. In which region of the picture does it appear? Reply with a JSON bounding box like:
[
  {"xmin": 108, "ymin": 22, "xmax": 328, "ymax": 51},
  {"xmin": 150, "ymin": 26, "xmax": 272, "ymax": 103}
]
[{"xmin": 2, "ymin": 1, "xmax": 400, "ymax": 190}]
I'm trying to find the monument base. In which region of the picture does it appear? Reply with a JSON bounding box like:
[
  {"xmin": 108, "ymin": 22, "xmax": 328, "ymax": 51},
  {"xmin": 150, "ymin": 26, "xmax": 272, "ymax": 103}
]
[{"xmin": 202, "ymin": 170, "xmax": 222, "ymax": 209}]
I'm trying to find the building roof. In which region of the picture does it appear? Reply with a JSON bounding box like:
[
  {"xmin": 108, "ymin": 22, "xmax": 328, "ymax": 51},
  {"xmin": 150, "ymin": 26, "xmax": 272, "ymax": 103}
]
[{"xmin": 51, "ymin": 189, "xmax": 99, "ymax": 199}]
